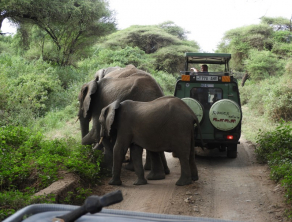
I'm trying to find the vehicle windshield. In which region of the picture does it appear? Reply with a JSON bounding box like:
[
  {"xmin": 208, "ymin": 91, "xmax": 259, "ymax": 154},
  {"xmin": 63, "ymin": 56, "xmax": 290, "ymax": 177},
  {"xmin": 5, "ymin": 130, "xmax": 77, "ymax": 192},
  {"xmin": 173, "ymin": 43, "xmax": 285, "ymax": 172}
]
[{"xmin": 190, "ymin": 87, "xmax": 223, "ymax": 109}]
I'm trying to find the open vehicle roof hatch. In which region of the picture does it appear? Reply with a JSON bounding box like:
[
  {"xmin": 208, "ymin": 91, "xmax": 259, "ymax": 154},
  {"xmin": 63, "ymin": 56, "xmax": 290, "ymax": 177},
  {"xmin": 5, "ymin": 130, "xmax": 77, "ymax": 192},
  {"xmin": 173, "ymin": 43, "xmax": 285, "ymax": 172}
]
[
  {"xmin": 184, "ymin": 52, "xmax": 232, "ymax": 73},
  {"xmin": 185, "ymin": 53, "xmax": 231, "ymax": 64}
]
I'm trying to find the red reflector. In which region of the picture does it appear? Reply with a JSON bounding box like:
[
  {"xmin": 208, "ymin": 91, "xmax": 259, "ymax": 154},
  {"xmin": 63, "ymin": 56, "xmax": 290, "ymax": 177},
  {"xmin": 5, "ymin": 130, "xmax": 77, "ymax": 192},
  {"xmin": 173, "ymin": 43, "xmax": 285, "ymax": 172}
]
[{"xmin": 227, "ymin": 135, "xmax": 234, "ymax": 140}]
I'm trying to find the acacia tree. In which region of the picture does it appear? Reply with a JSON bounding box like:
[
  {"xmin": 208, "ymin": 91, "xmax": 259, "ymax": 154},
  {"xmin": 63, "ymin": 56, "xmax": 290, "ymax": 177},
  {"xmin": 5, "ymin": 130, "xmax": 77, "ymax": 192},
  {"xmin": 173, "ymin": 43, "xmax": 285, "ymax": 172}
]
[
  {"xmin": 100, "ymin": 22, "xmax": 199, "ymax": 73},
  {"xmin": 0, "ymin": 0, "xmax": 116, "ymax": 65}
]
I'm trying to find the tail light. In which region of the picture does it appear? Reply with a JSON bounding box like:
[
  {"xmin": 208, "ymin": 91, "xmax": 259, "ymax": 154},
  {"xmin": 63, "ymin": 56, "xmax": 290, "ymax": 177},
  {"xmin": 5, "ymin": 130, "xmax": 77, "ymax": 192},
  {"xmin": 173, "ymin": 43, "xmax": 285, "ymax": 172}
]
[{"xmin": 227, "ymin": 135, "xmax": 234, "ymax": 140}]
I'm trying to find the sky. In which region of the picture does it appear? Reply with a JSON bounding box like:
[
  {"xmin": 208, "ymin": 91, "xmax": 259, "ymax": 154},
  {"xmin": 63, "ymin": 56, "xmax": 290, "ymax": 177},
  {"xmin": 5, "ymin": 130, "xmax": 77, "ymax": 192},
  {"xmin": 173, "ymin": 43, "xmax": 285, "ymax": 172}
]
[{"xmin": 2, "ymin": 0, "xmax": 292, "ymax": 52}]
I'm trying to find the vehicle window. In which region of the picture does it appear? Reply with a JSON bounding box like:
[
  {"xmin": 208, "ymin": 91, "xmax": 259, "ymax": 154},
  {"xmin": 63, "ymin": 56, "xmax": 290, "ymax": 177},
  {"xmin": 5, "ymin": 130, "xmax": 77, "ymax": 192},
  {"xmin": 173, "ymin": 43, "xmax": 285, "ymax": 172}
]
[{"xmin": 190, "ymin": 88, "xmax": 223, "ymax": 109}]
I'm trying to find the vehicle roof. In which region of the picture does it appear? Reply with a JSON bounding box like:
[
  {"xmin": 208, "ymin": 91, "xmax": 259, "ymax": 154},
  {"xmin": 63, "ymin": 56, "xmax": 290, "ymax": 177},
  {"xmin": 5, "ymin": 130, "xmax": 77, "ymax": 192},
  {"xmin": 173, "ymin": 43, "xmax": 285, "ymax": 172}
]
[{"xmin": 185, "ymin": 52, "xmax": 231, "ymax": 64}]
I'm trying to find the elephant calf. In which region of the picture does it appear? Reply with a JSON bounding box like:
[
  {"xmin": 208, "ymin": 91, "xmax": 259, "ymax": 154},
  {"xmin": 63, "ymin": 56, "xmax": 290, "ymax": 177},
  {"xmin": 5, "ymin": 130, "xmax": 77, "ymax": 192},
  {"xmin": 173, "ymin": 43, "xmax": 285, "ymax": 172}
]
[{"xmin": 98, "ymin": 96, "xmax": 201, "ymax": 186}]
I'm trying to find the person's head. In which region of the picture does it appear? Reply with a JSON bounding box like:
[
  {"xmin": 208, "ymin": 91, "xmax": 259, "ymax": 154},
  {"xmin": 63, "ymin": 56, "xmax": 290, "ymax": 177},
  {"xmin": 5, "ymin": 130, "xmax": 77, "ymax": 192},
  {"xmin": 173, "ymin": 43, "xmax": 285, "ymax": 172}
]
[{"xmin": 201, "ymin": 64, "xmax": 208, "ymax": 72}]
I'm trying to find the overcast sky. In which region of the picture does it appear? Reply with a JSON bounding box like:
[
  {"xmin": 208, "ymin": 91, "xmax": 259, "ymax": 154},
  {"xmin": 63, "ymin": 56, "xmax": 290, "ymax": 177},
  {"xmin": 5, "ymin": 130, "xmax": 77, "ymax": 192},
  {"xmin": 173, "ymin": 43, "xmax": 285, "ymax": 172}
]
[
  {"xmin": 108, "ymin": 0, "xmax": 292, "ymax": 52},
  {"xmin": 2, "ymin": 0, "xmax": 292, "ymax": 52}
]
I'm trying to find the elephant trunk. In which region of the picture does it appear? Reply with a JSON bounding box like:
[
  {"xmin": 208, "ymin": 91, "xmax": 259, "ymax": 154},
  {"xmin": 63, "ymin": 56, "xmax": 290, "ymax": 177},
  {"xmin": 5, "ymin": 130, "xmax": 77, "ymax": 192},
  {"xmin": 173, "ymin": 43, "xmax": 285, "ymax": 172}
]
[{"xmin": 79, "ymin": 115, "xmax": 90, "ymax": 139}]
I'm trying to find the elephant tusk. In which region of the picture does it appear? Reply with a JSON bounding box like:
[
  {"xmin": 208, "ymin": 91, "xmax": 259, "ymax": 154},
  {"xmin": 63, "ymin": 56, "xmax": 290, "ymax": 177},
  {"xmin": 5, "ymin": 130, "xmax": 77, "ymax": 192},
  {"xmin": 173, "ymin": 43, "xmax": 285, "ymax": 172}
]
[
  {"xmin": 98, "ymin": 137, "xmax": 103, "ymax": 145},
  {"xmin": 75, "ymin": 117, "xmax": 79, "ymax": 123}
]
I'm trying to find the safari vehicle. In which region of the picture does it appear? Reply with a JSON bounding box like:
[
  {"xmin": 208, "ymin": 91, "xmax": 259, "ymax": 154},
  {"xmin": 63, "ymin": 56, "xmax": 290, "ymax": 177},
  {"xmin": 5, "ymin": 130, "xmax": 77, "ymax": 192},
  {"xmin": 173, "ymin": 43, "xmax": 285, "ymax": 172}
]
[{"xmin": 174, "ymin": 53, "xmax": 242, "ymax": 158}]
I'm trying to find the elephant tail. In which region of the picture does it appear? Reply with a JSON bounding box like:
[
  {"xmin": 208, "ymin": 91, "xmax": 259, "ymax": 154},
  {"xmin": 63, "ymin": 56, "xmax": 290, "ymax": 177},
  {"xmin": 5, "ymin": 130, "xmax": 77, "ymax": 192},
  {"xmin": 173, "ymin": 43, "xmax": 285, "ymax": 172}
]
[{"xmin": 192, "ymin": 115, "xmax": 206, "ymax": 150}]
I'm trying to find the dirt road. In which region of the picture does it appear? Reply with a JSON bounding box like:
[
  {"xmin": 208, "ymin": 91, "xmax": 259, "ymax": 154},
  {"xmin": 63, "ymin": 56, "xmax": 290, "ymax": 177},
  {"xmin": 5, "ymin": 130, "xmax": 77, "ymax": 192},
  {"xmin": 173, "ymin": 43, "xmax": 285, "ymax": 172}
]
[{"xmin": 94, "ymin": 136, "xmax": 289, "ymax": 222}]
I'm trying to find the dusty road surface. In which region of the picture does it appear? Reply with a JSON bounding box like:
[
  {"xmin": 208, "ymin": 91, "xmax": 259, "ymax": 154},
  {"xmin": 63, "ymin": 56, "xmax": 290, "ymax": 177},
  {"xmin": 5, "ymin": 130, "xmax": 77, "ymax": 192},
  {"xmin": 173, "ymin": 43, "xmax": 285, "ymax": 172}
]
[{"xmin": 94, "ymin": 136, "xmax": 290, "ymax": 222}]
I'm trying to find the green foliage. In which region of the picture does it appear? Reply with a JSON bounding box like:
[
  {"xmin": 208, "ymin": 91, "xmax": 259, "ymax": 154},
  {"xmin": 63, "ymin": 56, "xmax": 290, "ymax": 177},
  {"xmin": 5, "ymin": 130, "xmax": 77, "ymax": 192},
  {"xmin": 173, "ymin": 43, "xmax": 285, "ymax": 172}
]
[
  {"xmin": 1, "ymin": 0, "xmax": 116, "ymax": 66},
  {"xmin": 244, "ymin": 49, "xmax": 285, "ymax": 80},
  {"xmin": 97, "ymin": 46, "xmax": 154, "ymax": 70},
  {"xmin": 0, "ymin": 125, "xmax": 103, "ymax": 219},
  {"xmin": 158, "ymin": 21, "xmax": 190, "ymax": 40},
  {"xmin": 150, "ymin": 71, "xmax": 177, "ymax": 96},
  {"xmin": 261, "ymin": 16, "xmax": 292, "ymax": 31},
  {"xmin": 62, "ymin": 187, "xmax": 93, "ymax": 205},
  {"xmin": 272, "ymin": 30, "xmax": 292, "ymax": 43},
  {"xmin": 271, "ymin": 42, "xmax": 292, "ymax": 57},
  {"xmin": 153, "ymin": 44, "xmax": 199, "ymax": 74},
  {"xmin": 0, "ymin": 189, "xmax": 56, "ymax": 220},
  {"xmin": 255, "ymin": 121, "xmax": 292, "ymax": 202},
  {"xmin": 102, "ymin": 25, "xmax": 181, "ymax": 53},
  {"xmin": 218, "ymin": 24, "xmax": 274, "ymax": 71},
  {"xmin": 0, "ymin": 53, "xmax": 88, "ymax": 126},
  {"xmin": 240, "ymin": 75, "xmax": 292, "ymax": 121},
  {"xmin": 99, "ymin": 23, "xmax": 199, "ymax": 74}
]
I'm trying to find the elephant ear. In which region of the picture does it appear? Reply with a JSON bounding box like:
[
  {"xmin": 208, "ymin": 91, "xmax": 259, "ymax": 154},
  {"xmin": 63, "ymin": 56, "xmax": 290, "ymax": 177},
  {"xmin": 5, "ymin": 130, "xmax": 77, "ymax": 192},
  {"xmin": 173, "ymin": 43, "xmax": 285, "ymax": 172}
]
[
  {"xmin": 79, "ymin": 80, "xmax": 98, "ymax": 118},
  {"xmin": 100, "ymin": 100, "xmax": 120, "ymax": 137}
]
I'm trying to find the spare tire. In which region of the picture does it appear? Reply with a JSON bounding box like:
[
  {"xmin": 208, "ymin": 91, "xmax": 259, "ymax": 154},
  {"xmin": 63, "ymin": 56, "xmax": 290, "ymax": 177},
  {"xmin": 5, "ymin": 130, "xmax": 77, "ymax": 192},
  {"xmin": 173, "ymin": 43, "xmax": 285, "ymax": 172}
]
[
  {"xmin": 181, "ymin": 98, "xmax": 204, "ymax": 123},
  {"xmin": 209, "ymin": 99, "xmax": 241, "ymax": 131}
]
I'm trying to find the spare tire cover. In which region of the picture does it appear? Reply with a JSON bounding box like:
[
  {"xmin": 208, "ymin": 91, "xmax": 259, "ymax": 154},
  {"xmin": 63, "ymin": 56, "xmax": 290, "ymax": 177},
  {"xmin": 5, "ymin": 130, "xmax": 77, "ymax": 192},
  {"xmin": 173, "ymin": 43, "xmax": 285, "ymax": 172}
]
[
  {"xmin": 209, "ymin": 99, "xmax": 241, "ymax": 131},
  {"xmin": 181, "ymin": 98, "xmax": 203, "ymax": 123}
]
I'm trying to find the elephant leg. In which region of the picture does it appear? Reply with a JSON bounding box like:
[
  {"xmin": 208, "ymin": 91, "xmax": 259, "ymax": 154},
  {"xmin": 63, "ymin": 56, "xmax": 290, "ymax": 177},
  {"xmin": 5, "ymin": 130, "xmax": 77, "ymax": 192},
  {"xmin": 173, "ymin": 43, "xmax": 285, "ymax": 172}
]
[
  {"xmin": 176, "ymin": 152, "xmax": 192, "ymax": 186},
  {"xmin": 160, "ymin": 152, "xmax": 170, "ymax": 175},
  {"xmin": 102, "ymin": 138, "xmax": 114, "ymax": 171},
  {"xmin": 189, "ymin": 146, "xmax": 199, "ymax": 181},
  {"xmin": 144, "ymin": 150, "xmax": 151, "ymax": 170},
  {"xmin": 131, "ymin": 144, "xmax": 147, "ymax": 185},
  {"xmin": 146, "ymin": 151, "xmax": 165, "ymax": 180},
  {"xmin": 109, "ymin": 141, "xmax": 128, "ymax": 185}
]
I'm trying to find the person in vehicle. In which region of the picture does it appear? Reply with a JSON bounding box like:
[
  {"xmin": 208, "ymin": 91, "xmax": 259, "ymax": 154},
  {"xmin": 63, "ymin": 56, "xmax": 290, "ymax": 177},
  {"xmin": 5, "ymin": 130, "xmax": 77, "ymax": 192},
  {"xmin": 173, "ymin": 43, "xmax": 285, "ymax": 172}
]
[{"xmin": 191, "ymin": 64, "xmax": 208, "ymax": 72}]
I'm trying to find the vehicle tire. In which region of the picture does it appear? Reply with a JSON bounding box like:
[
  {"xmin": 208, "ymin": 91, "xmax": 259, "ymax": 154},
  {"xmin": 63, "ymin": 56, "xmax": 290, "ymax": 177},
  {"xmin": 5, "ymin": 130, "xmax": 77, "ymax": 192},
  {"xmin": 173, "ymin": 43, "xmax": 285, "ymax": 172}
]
[
  {"xmin": 209, "ymin": 99, "xmax": 241, "ymax": 131},
  {"xmin": 227, "ymin": 144, "xmax": 237, "ymax": 158}
]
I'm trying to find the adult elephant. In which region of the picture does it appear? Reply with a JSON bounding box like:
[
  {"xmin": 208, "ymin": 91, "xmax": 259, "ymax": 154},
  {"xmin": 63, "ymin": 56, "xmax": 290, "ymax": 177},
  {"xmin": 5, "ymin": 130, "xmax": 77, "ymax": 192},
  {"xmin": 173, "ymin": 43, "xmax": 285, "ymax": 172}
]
[
  {"xmin": 94, "ymin": 66, "xmax": 121, "ymax": 81},
  {"xmin": 95, "ymin": 64, "xmax": 149, "ymax": 80},
  {"xmin": 98, "ymin": 96, "xmax": 203, "ymax": 186},
  {"xmin": 78, "ymin": 71, "xmax": 169, "ymax": 179}
]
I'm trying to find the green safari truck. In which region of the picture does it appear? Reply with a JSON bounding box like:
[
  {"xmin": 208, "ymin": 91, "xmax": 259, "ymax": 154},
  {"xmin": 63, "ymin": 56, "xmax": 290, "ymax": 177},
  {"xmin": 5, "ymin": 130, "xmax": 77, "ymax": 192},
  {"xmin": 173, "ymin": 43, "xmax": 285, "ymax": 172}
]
[{"xmin": 174, "ymin": 53, "xmax": 242, "ymax": 158}]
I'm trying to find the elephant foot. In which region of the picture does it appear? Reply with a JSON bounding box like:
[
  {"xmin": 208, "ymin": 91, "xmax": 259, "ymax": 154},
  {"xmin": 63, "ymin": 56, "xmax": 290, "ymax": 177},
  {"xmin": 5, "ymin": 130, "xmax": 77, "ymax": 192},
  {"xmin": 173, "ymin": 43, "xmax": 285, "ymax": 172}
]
[
  {"xmin": 146, "ymin": 171, "xmax": 165, "ymax": 180},
  {"xmin": 192, "ymin": 174, "xmax": 199, "ymax": 181},
  {"xmin": 133, "ymin": 178, "xmax": 147, "ymax": 185},
  {"xmin": 175, "ymin": 177, "xmax": 192, "ymax": 186},
  {"xmin": 164, "ymin": 167, "xmax": 170, "ymax": 175},
  {"xmin": 144, "ymin": 162, "xmax": 151, "ymax": 171},
  {"xmin": 125, "ymin": 162, "xmax": 135, "ymax": 171},
  {"xmin": 108, "ymin": 178, "xmax": 122, "ymax": 185}
]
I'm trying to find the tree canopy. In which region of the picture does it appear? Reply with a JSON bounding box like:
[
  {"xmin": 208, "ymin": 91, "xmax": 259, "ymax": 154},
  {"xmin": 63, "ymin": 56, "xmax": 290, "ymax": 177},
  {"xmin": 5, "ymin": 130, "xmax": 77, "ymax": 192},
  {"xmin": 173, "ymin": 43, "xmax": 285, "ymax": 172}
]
[
  {"xmin": 217, "ymin": 16, "xmax": 292, "ymax": 78},
  {"xmin": 0, "ymin": 0, "xmax": 116, "ymax": 65},
  {"xmin": 98, "ymin": 22, "xmax": 199, "ymax": 73}
]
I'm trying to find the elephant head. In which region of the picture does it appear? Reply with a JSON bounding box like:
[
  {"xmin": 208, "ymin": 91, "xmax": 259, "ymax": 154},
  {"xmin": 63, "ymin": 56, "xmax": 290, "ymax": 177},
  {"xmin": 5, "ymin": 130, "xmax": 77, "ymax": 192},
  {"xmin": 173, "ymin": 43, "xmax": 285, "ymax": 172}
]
[{"xmin": 78, "ymin": 79, "xmax": 98, "ymax": 138}]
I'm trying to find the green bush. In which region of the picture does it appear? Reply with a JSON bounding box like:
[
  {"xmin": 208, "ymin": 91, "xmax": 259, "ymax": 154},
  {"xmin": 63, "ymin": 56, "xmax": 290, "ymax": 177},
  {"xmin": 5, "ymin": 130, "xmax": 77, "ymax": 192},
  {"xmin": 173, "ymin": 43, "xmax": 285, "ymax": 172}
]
[
  {"xmin": 0, "ymin": 125, "xmax": 103, "ymax": 219},
  {"xmin": 240, "ymin": 76, "xmax": 292, "ymax": 121},
  {"xmin": 256, "ymin": 121, "xmax": 292, "ymax": 202},
  {"xmin": 245, "ymin": 50, "xmax": 285, "ymax": 80},
  {"xmin": 152, "ymin": 45, "xmax": 198, "ymax": 74},
  {"xmin": 96, "ymin": 46, "xmax": 154, "ymax": 70}
]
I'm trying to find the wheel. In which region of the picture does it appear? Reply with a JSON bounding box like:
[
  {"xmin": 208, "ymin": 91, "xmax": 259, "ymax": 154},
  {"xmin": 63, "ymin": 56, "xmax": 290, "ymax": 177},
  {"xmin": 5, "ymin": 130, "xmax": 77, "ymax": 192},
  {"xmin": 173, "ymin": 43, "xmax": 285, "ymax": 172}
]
[{"xmin": 227, "ymin": 144, "xmax": 237, "ymax": 158}]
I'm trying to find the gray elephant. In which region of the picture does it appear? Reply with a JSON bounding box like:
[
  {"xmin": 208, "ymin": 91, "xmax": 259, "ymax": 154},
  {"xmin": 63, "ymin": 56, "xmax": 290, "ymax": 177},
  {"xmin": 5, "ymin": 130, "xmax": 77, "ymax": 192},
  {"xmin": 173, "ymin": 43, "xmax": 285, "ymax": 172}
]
[
  {"xmin": 78, "ymin": 70, "xmax": 169, "ymax": 179},
  {"xmin": 94, "ymin": 66, "xmax": 121, "ymax": 81},
  {"xmin": 94, "ymin": 64, "xmax": 147, "ymax": 81},
  {"xmin": 98, "ymin": 96, "xmax": 202, "ymax": 186}
]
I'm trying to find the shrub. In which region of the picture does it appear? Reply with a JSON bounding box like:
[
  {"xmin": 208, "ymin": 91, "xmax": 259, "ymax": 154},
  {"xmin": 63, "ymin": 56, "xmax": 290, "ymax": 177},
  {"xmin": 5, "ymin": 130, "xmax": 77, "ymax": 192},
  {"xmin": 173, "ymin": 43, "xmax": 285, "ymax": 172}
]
[
  {"xmin": 96, "ymin": 46, "xmax": 154, "ymax": 70},
  {"xmin": 240, "ymin": 75, "xmax": 292, "ymax": 121},
  {"xmin": 0, "ymin": 126, "xmax": 103, "ymax": 191},
  {"xmin": 245, "ymin": 50, "xmax": 285, "ymax": 80},
  {"xmin": 256, "ymin": 121, "xmax": 292, "ymax": 202}
]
